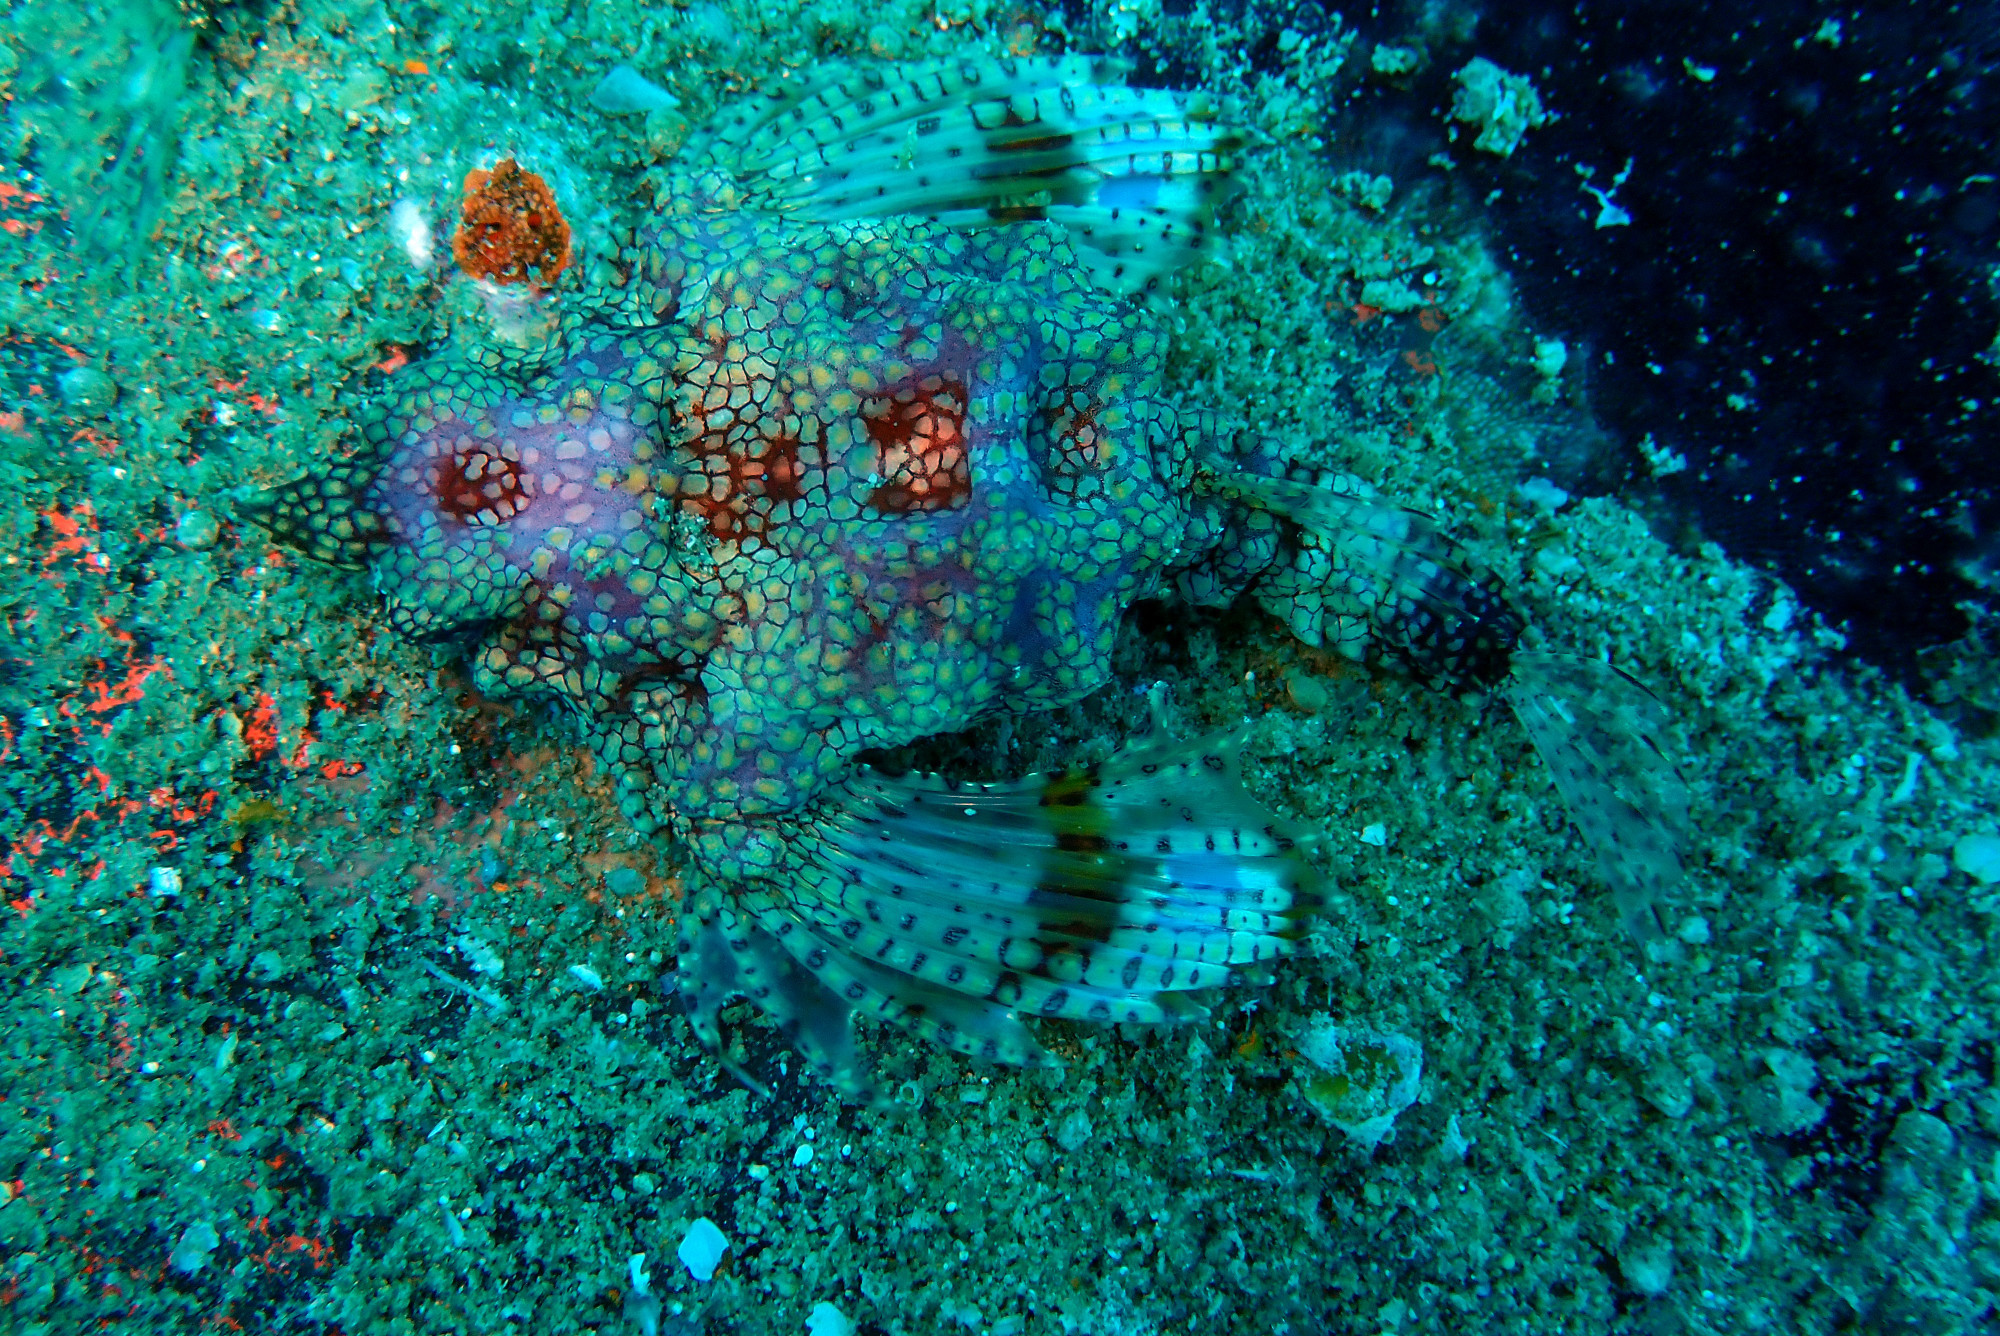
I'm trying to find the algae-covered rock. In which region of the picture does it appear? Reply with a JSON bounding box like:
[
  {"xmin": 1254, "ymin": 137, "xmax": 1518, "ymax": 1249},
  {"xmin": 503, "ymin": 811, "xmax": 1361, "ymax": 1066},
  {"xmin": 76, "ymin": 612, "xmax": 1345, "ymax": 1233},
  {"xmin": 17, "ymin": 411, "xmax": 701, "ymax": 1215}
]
[
  {"xmin": 1295, "ymin": 1018, "xmax": 1423, "ymax": 1153},
  {"xmin": 57, "ymin": 366, "xmax": 118, "ymax": 415},
  {"xmin": 1450, "ymin": 57, "xmax": 1550, "ymax": 157}
]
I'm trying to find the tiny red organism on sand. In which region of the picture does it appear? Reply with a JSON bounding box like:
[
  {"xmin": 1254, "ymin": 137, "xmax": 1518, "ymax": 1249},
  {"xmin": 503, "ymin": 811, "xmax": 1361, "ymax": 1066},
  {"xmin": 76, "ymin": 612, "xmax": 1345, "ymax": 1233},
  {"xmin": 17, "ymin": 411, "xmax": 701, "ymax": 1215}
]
[{"xmin": 451, "ymin": 159, "xmax": 570, "ymax": 286}]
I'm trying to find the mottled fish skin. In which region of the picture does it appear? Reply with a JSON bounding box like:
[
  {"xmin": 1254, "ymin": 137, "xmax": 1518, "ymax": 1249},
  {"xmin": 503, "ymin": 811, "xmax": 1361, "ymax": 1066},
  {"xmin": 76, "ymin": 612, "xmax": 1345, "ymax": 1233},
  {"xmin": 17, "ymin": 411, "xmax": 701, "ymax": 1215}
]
[
  {"xmin": 257, "ymin": 58, "xmax": 1661, "ymax": 1097},
  {"xmin": 261, "ymin": 181, "xmax": 1521, "ymax": 870},
  {"xmin": 262, "ymin": 173, "xmax": 1205, "ymax": 877}
]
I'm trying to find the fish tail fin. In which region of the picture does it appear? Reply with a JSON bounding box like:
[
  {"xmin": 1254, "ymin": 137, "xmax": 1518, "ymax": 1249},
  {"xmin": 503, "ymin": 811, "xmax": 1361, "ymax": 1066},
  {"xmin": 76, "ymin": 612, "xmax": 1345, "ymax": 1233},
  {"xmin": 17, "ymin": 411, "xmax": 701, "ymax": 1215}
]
[
  {"xmin": 1504, "ymin": 652, "xmax": 1690, "ymax": 942},
  {"xmin": 237, "ymin": 465, "xmax": 388, "ymax": 570}
]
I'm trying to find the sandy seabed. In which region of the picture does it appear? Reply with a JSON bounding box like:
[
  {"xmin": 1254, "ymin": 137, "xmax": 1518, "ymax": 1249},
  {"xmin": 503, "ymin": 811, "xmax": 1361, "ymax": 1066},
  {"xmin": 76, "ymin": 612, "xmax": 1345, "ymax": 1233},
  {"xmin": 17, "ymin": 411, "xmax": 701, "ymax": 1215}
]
[{"xmin": 0, "ymin": 1, "xmax": 1994, "ymax": 1332}]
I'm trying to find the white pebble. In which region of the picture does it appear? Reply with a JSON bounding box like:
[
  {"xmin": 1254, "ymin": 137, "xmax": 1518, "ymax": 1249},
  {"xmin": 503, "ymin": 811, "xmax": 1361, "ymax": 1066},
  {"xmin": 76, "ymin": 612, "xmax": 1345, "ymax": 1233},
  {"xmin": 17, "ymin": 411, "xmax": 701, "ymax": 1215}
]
[
  {"xmin": 390, "ymin": 199, "xmax": 434, "ymax": 268},
  {"xmin": 806, "ymin": 1302, "xmax": 855, "ymax": 1336},
  {"xmin": 1953, "ymin": 833, "xmax": 2000, "ymax": 885},
  {"xmin": 58, "ymin": 366, "xmax": 118, "ymax": 415},
  {"xmin": 1618, "ymin": 1239, "xmax": 1675, "ymax": 1296},
  {"xmin": 174, "ymin": 510, "xmax": 220, "ymax": 550},
  {"xmin": 792, "ymin": 1143, "xmax": 813, "ymax": 1167},
  {"xmin": 169, "ymin": 1221, "xmax": 220, "ymax": 1274},
  {"xmin": 1518, "ymin": 476, "xmax": 1569, "ymax": 511},
  {"xmin": 677, "ymin": 1217, "xmax": 728, "ymax": 1281}
]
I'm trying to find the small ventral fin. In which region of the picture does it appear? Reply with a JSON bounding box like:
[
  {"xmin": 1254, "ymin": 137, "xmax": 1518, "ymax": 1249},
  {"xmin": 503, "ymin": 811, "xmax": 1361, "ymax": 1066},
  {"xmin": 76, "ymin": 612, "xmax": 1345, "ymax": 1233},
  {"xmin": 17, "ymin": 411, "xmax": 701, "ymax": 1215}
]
[
  {"xmin": 1505, "ymin": 653, "xmax": 1690, "ymax": 942},
  {"xmin": 696, "ymin": 55, "xmax": 1250, "ymax": 297}
]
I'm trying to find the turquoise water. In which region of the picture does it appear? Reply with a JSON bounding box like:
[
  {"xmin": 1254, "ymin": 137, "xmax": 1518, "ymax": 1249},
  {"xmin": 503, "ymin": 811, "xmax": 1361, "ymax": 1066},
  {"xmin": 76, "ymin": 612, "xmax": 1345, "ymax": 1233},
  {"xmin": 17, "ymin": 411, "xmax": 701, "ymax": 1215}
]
[{"xmin": 0, "ymin": 3, "xmax": 1994, "ymax": 1333}]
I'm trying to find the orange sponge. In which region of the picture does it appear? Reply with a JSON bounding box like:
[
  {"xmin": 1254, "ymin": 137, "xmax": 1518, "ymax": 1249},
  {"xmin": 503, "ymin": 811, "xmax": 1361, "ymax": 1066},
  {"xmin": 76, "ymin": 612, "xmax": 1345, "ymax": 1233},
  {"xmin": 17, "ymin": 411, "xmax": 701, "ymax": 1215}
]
[{"xmin": 451, "ymin": 158, "xmax": 569, "ymax": 285}]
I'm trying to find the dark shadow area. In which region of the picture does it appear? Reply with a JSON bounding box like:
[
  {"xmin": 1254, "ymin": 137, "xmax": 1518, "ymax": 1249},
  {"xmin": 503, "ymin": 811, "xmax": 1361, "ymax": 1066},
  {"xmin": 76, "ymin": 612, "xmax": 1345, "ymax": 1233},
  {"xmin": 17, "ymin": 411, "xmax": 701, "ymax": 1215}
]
[{"xmin": 1316, "ymin": 0, "xmax": 2000, "ymax": 673}]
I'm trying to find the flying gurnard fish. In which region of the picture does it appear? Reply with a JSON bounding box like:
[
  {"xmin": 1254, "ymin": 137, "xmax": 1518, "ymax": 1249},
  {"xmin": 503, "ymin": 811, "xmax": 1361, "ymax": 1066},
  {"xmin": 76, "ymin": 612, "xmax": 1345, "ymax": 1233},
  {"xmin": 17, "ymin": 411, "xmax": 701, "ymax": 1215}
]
[{"xmin": 253, "ymin": 55, "xmax": 1688, "ymax": 1100}]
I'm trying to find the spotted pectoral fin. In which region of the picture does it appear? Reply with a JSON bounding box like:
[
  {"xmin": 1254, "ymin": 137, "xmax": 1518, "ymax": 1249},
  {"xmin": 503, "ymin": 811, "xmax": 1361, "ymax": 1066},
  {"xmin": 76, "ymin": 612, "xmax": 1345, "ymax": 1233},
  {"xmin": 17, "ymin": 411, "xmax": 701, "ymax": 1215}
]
[
  {"xmin": 675, "ymin": 897, "xmax": 872, "ymax": 1100},
  {"xmin": 673, "ymin": 717, "xmax": 1319, "ymax": 1097},
  {"xmin": 1505, "ymin": 653, "xmax": 1690, "ymax": 941},
  {"xmin": 697, "ymin": 55, "xmax": 1249, "ymax": 296}
]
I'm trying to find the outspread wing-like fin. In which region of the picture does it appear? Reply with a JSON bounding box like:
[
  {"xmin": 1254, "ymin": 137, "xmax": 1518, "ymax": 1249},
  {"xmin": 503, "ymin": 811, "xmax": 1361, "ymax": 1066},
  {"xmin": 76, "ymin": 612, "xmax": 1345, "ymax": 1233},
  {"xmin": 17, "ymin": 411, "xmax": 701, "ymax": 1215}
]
[
  {"xmin": 674, "ymin": 713, "xmax": 1319, "ymax": 1099},
  {"xmin": 693, "ymin": 55, "xmax": 1249, "ymax": 296}
]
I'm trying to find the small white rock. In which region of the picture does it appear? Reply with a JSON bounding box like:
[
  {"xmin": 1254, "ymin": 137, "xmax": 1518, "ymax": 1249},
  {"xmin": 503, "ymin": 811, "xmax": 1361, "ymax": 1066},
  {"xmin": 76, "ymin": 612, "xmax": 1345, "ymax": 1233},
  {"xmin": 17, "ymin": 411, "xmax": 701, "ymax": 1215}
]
[
  {"xmin": 175, "ymin": 509, "xmax": 220, "ymax": 549},
  {"xmin": 1518, "ymin": 476, "xmax": 1570, "ymax": 512},
  {"xmin": 1953, "ymin": 833, "xmax": 2000, "ymax": 885},
  {"xmin": 806, "ymin": 1302, "xmax": 855, "ymax": 1336},
  {"xmin": 1359, "ymin": 823, "xmax": 1388, "ymax": 847},
  {"xmin": 792, "ymin": 1143, "xmax": 814, "ymax": 1168},
  {"xmin": 58, "ymin": 366, "xmax": 118, "ymax": 415},
  {"xmin": 390, "ymin": 199, "xmax": 434, "ymax": 268},
  {"xmin": 1618, "ymin": 1239, "xmax": 1675, "ymax": 1297},
  {"xmin": 678, "ymin": 1216, "xmax": 728, "ymax": 1281},
  {"xmin": 169, "ymin": 1221, "xmax": 220, "ymax": 1274}
]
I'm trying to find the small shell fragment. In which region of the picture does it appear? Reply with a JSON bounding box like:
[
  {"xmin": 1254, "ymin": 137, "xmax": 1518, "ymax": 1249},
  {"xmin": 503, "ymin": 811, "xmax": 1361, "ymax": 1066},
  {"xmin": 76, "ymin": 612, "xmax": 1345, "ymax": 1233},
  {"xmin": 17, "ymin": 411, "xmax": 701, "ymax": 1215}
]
[
  {"xmin": 591, "ymin": 64, "xmax": 681, "ymax": 115},
  {"xmin": 807, "ymin": 1302, "xmax": 856, "ymax": 1336},
  {"xmin": 1296, "ymin": 1019, "xmax": 1423, "ymax": 1153},
  {"xmin": 1953, "ymin": 832, "xmax": 2000, "ymax": 885},
  {"xmin": 169, "ymin": 1222, "xmax": 220, "ymax": 1274},
  {"xmin": 678, "ymin": 1216, "xmax": 728, "ymax": 1281}
]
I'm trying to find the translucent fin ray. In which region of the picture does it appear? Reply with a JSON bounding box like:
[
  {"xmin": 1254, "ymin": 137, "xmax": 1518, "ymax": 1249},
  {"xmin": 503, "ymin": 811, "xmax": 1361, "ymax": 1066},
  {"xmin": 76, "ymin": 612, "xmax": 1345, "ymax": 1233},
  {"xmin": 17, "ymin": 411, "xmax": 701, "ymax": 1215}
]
[
  {"xmin": 1505, "ymin": 652, "xmax": 1690, "ymax": 940},
  {"xmin": 798, "ymin": 722, "xmax": 1313, "ymax": 1012},
  {"xmin": 695, "ymin": 56, "xmax": 1249, "ymax": 295},
  {"xmin": 1199, "ymin": 464, "xmax": 1526, "ymax": 690},
  {"xmin": 674, "ymin": 903, "xmax": 867, "ymax": 1097},
  {"xmin": 671, "ymin": 716, "xmax": 1319, "ymax": 1095}
]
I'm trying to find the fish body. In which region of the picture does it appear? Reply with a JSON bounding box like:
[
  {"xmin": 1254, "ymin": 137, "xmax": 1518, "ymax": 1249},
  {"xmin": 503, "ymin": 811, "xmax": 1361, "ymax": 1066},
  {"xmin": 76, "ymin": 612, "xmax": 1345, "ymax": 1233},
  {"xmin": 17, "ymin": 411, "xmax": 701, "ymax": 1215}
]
[
  {"xmin": 274, "ymin": 176, "xmax": 1212, "ymax": 845},
  {"xmin": 257, "ymin": 57, "xmax": 1679, "ymax": 1097}
]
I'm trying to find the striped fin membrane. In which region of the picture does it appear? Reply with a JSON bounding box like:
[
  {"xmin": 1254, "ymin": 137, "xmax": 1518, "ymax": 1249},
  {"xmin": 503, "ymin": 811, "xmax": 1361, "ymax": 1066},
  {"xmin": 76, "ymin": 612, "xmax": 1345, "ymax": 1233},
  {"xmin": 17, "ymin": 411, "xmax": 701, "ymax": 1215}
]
[
  {"xmin": 1199, "ymin": 465, "xmax": 1526, "ymax": 692},
  {"xmin": 674, "ymin": 714, "xmax": 1320, "ymax": 1099},
  {"xmin": 695, "ymin": 55, "xmax": 1250, "ymax": 296},
  {"xmin": 1505, "ymin": 653, "xmax": 1690, "ymax": 943}
]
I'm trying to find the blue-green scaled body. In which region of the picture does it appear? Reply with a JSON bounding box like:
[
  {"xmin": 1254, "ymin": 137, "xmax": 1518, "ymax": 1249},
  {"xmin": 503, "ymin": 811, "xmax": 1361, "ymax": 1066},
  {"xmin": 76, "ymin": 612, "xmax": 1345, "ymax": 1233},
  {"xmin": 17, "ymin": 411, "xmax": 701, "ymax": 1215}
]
[{"xmin": 256, "ymin": 57, "xmax": 1681, "ymax": 1097}]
